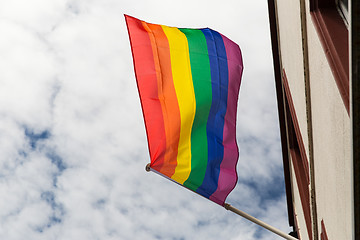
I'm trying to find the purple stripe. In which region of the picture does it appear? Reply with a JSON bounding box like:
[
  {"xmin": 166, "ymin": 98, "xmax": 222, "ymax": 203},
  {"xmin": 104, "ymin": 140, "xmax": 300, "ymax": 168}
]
[{"xmin": 209, "ymin": 34, "xmax": 243, "ymax": 205}]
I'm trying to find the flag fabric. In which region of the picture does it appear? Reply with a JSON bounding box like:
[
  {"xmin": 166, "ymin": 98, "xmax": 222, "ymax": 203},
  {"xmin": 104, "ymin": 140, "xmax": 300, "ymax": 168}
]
[{"xmin": 125, "ymin": 15, "xmax": 243, "ymax": 206}]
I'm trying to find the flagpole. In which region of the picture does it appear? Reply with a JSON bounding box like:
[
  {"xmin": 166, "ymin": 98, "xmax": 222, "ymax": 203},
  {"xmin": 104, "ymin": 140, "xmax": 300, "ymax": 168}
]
[
  {"xmin": 146, "ymin": 164, "xmax": 297, "ymax": 240},
  {"xmin": 224, "ymin": 203, "xmax": 298, "ymax": 240}
]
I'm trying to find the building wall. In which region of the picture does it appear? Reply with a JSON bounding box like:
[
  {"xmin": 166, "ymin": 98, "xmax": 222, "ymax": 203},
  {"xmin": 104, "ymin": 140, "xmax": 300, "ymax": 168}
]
[
  {"xmin": 304, "ymin": 0, "xmax": 352, "ymax": 239},
  {"xmin": 276, "ymin": 0, "xmax": 310, "ymax": 165},
  {"xmin": 275, "ymin": 0, "xmax": 311, "ymax": 239},
  {"xmin": 273, "ymin": 0, "xmax": 352, "ymax": 239}
]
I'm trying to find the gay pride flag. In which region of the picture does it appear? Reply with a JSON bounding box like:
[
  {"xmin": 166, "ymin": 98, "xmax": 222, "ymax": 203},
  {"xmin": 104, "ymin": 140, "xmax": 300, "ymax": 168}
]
[{"xmin": 125, "ymin": 15, "xmax": 243, "ymax": 206}]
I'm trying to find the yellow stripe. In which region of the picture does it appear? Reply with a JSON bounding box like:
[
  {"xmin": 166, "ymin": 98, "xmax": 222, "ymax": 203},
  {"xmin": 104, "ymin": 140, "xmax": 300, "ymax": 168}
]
[{"xmin": 161, "ymin": 25, "xmax": 196, "ymax": 184}]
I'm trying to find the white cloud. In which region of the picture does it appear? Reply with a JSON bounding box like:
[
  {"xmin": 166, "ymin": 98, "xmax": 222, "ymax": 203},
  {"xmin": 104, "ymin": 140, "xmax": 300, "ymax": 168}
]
[{"xmin": 0, "ymin": 0, "xmax": 291, "ymax": 239}]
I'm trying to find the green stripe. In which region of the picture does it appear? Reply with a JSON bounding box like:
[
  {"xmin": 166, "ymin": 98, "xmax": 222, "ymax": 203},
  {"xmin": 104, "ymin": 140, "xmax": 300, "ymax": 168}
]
[{"xmin": 180, "ymin": 28, "xmax": 212, "ymax": 191}]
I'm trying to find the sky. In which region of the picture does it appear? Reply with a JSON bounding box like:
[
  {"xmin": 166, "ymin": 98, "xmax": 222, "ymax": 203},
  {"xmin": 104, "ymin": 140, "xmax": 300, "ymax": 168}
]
[{"xmin": 0, "ymin": 0, "xmax": 291, "ymax": 239}]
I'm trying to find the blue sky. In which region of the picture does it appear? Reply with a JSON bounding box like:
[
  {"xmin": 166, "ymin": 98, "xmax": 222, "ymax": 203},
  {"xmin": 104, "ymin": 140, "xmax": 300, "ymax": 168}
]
[{"xmin": 0, "ymin": 0, "xmax": 290, "ymax": 239}]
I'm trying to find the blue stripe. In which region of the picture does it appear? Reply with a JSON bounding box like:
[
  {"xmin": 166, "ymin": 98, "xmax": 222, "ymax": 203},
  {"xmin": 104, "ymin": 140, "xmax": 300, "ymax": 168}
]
[{"xmin": 196, "ymin": 29, "xmax": 229, "ymax": 198}]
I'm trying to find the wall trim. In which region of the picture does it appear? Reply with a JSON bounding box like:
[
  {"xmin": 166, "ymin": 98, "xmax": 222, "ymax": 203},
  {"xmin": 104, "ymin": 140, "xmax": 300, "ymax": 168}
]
[
  {"xmin": 283, "ymin": 69, "xmax": 313, "ymax": 240},
  {"xmin": 282, "ymin": 70, "xmax": 310, "ymax": 183},
  {"xmin": 320, "ymin": 220, "xmax": 328, "ymax": 240},
  {"xmin": 310, "ymin": 0, "xmax": 349, "ymax": 114},
  {"xmin": 299, "ymin": 0, "xmax": 319, "ymax": 238}
]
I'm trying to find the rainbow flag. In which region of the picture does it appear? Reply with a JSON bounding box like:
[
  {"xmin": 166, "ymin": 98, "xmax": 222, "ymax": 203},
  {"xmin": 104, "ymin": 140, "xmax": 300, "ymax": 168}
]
[{"xmin": 125, "ymin": 15, "xmax": 243, "ymax": 206}]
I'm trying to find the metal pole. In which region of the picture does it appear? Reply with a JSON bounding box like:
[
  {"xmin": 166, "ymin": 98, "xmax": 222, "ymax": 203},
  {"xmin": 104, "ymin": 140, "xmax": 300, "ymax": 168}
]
[
  {"xmin": 224, "ymin": 203, "xmax": 298, "ymax": 240},
  {"xmin": 146, "ymin": 165, "xmax": 297, "ymax": 239}
]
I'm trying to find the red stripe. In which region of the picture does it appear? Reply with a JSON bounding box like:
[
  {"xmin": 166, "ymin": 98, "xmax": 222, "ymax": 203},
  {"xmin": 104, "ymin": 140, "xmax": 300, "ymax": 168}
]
[
  {"xmin": 125, "ymin": 15, "xmax": 166, "ymax": 171},
  {"xmin": 145, "ymin": 23, "xmax": 181, "ymax": 178}
]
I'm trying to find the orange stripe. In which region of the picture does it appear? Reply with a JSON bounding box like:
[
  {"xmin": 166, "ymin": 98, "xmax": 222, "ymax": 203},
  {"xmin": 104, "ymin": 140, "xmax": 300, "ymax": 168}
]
[{"xmin": 142, "ymin": 22, "xmax": 181, "ymax": 178}]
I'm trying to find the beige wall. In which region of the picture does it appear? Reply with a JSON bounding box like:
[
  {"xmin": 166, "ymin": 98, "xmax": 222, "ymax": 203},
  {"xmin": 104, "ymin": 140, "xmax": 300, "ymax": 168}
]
[
  {"xmin": 275, "ymin": 0, "xmax": 352, "ymax": 239},
  {"xmin": 304, "ymin": 0, "xmax": 352, "ymax": 239},
  {"xmin": 276, "ymin": 0, "xmax": 310, "ymax": 163},
  {"xmin": 275, "ymin": 0, "xmax": 311, "ymax": 238}
]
